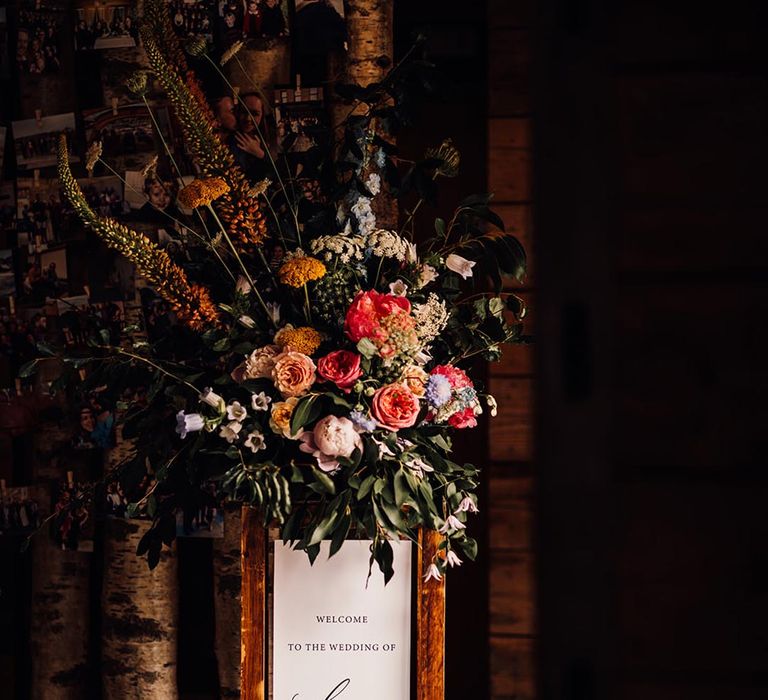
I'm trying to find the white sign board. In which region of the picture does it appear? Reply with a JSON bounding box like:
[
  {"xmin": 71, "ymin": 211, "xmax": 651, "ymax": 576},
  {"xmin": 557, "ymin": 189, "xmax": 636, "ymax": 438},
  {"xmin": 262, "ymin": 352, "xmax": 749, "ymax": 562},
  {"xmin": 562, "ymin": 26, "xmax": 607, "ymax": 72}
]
[{"xmin": 273, "ymin": 540, "xmax": 412, "ymax": 700}]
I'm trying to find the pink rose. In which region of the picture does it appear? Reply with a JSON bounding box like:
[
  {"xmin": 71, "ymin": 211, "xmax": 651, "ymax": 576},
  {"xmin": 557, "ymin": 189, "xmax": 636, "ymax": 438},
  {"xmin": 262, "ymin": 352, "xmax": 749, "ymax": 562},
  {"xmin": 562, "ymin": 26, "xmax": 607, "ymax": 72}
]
[
  {"xmin": 371, "ymin": 383, "xmax": 421, "ymax": 431},
  {"xmin": 317, "ymin": 350, "xmax": 362, "ymax": 393},
  {"xmin": 448, "ymin": 407, "xmax": 478, "ymax": 429},
  {"xmin": 271, "ymin": 351, "xmax": 317, "ymax": 398}
]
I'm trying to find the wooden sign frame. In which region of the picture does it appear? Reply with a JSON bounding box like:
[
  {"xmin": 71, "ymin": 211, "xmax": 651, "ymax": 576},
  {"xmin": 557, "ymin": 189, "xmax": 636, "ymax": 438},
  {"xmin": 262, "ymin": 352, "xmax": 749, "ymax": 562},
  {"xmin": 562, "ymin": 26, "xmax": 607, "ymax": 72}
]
[{"xmin": 240, "ymin": 506, "xmax": 446, "ymax": 700}]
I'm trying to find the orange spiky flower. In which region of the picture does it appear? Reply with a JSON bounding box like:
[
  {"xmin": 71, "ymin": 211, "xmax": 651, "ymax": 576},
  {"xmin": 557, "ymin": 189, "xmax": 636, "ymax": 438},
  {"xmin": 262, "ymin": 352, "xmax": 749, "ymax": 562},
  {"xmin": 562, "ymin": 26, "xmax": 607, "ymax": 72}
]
[
  {"xmin": 57, "ymin": 136, "xmax": 218, "ymax": 332},
  {"xmin": 138, "ymin": 19, "xmax": 268, "ymax": 251}
]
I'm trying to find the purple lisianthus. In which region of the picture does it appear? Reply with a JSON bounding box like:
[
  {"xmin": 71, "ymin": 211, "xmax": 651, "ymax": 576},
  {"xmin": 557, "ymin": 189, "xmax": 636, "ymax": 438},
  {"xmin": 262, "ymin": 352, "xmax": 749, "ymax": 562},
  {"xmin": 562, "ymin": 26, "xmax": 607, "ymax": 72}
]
[{"xmin": 425, "ymin": 374, "xmax": 452, "ymax": 407}]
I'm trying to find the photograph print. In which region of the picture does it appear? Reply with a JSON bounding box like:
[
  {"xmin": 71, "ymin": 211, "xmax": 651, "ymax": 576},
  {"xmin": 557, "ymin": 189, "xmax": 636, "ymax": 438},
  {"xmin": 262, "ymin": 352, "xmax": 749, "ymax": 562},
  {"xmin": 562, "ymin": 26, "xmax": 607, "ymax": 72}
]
[
  {"xmin": 0, "ymin": 249, "xmax": 16, "ymax": 298},
  {"xmin": 216, "ymin": 0, "xmax": 289, "ymax": 48},
  {"xmin": 167, "ymin": 0, "xmax": 217, "ymax": 42},
  {"xmin": 73, "ymin": 0, "xmax": 141, "ymax": 51},
  {"xmin": 16, "ymin": 0, "xmax": 65, "ymax": 75},
  {"xmin": 16, "ymin": 177, "xmax": 65, "ymax": 246},
  {"xmin": 12, "ymin": 112, "xmax": 78, "ymax": 170}
]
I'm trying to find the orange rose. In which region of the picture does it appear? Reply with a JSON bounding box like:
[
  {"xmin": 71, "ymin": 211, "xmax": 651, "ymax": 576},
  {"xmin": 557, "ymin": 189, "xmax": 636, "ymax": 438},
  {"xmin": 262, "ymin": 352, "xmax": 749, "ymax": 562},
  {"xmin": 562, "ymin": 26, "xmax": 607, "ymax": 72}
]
[
  {"xmin": 371, "ymin": 383, "xmax": 421, "ymax": 431},
  {"xmin": 271, "ymin": 351, "xmax": 317, "ymax": 398},
  {"xmin": 401, "ymin": 365, "xmax": 428, "ymax": 397}
]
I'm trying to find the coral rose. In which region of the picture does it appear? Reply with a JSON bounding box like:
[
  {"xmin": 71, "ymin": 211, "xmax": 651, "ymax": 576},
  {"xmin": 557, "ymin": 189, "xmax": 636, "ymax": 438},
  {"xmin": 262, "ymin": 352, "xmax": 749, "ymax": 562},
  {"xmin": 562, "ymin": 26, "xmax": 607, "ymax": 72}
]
[
  {"xmin": 344, "ymin": 290, "xmax": 411, "ymax": 343},
  {"xmin": 371, "ymin": 383, "xmax": 421, "ymax": 431},
  {"xmin": 271, "ymin": 351, "xmax": 317, "ymax": 398},
  {"xmin": 317, "ymin": 350, "xmax": 363, "ymax": 393}
]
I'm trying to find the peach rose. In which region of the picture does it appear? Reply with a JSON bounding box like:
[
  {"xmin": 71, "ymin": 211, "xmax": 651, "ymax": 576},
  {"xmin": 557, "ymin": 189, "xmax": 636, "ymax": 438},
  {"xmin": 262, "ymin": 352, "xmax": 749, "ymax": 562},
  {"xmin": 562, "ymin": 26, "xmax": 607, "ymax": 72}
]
[
  {"xmin": 371, "ymin": 383, "xmax": 421, "ymax": 431},
  {"xmin": 269, "ymin": 397, "xmax": 301, "ymax": 438},
  {"xmin": 401, "ymin": 365, "xmax": 428, "ymax": 397},
  {"xmin": 272, "ymin": 351, "xmax": 317, "ymax": 398},
  {"xmin": 243, "ymin": 344, "xmax": 281, "ymax": 380}
]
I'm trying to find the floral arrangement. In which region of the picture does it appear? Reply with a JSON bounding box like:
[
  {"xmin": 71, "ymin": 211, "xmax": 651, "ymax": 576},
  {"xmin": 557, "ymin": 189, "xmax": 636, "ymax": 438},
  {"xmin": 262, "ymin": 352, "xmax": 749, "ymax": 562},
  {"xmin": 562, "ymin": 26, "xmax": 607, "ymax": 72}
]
[{"xmin": 36, "ymin": 0, "xmax": 528, "ymax": 581}]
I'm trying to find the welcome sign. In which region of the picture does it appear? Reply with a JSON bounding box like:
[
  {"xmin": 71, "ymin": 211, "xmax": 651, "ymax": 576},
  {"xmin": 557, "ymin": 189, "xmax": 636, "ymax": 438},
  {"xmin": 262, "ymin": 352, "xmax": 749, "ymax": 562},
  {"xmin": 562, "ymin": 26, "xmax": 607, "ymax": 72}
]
[{"xmin": 273, "ymin": 540, "xmax": 412, "ymax": 700}]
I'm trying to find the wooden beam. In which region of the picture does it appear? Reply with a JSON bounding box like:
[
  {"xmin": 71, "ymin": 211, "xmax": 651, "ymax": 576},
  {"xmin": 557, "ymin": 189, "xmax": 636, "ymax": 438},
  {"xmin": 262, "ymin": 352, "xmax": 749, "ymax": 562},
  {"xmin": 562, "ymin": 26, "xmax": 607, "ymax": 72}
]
[
  {"xmin": 416, "ymin": 528, "xmax": 446, "ymax": 700},
  {"xmin": 240, "ymin": 507, "xmax": 266, "ymax": 700}
]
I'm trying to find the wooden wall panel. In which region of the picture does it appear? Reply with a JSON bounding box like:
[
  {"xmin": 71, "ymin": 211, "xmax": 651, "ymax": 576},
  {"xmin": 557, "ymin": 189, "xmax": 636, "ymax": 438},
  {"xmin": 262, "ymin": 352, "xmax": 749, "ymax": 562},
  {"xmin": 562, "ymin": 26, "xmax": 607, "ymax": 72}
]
[
  {"xmin": 495, "ymin": 204, "xmax": 533, "ymax": 282},
  {"xmin": 488, "ymin": 30, "xmax": 531, "ymax": 115},
  {"xmin": 490, "ymin": 636, "xmax": 536, "ymax": 700},
  {"xmin": 488, "ymin": 475, "xmax": 534, "ymax": 551},
  {"xmin": 488, "ymin": 118, "xmax": 532, "ymax": 202},
  {"xmin": 490, "ymin": 550, "xmax": 536, "ymax": 636},
  {"xmin": 488, "ymin": 377, "xmax": 534, "ymax": 462}
]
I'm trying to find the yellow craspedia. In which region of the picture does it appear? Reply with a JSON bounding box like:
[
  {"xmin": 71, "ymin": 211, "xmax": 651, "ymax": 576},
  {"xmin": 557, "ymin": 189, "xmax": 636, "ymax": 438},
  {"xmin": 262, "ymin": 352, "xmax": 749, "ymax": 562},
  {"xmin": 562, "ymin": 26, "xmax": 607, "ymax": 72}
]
[
  {"xmin": 177, "ymin": 177, "xmax": 230, "ymax": 209},
  {"xmin": 278, "ymin": 255, "xmax": 326, "ymax": 288},
  {"xmin": 274, "ymin": 326, "xmax": 323, "ymax": 356}
]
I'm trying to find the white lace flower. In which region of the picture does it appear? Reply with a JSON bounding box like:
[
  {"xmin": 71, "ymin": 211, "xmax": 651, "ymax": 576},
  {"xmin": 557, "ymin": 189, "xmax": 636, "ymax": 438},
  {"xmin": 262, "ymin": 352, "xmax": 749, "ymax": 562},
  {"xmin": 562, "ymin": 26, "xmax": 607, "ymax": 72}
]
[
  {"xmin": 366, "ymin": 229, "xmax": 410, "ymax": 261},
  {"xmin": 413, "ymin": 294, "xmax": 450, "ymax": 345}
]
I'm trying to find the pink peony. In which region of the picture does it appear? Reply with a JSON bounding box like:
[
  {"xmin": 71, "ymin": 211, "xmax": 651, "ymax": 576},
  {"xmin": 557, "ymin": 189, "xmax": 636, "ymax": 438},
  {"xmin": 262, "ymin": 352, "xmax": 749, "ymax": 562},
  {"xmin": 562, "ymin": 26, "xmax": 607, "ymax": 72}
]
[
  {"xmin": 317, "ymin": 350, "xmax": 363, "ymax": 393},
  {"xmin": 371, "ymin": 383, "xmax": 421, "ymax": 431},
  {"xmin": 299, "ymin": 415, "xmax": 362, "ymax": 472},
  {"xmin": 430, "ymin": 364, "xmax": 473, "ymax": 390}
]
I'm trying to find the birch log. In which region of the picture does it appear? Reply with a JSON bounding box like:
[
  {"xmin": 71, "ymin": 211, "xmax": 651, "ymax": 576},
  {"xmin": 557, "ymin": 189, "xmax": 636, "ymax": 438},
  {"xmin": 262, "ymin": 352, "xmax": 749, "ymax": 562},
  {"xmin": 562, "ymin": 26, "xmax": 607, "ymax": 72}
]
[
  {"xmin": 101, "ymin": 517, "xmax": 179, "ymax": 699},
  {"xmin": 29, "ymin": 483, "xmax": 91, "ymax": 700},
  {"xmin": 344, "ymin": 0, "xmax": 398, "ymax": 228},
  {"xmin": 212, "ymin": 504, "xmax": 242, "ymax": 698}
]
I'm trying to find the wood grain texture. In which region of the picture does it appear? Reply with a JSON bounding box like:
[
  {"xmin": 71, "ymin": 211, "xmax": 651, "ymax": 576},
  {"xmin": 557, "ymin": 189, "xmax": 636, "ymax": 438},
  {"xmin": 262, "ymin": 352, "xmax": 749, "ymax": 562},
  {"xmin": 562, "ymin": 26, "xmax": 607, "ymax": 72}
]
[
  {"xmin": 417, "ymin": 528, "xmax": 446, "ymax": 700},
  {"xmin": 488, "ymin": 377, "xmax": 534, "ymax": 462},
  {"xmin": 489, "ymin": 550, "xmax": 536, "ymax": 636},
  {"xmin": 488, "ymin": 30, "xmax": 531, "ymax": 116},
  {"xmin": 490, "ymin": 635, "xmax": 536, "ymax": 700},
  {"xmin": 488, "ymin": 474, "xmax": 534, "ymax": 552},
  {"xmin": 213, "ymin": 505, "xmax": 242, "ymax": 698},
  {"xmin": 240, "ymin": 507, "xmax": 266, "ymax": 700}
]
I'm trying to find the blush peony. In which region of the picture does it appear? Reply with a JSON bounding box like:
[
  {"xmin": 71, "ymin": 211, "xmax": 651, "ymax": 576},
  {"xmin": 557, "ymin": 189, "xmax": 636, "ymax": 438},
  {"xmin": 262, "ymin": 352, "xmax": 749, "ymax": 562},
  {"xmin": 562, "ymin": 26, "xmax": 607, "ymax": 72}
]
[
  {"xmin": 272, "ymin": 351, "xmax": 317, "ymax": 398},
  {"xmin": 371, "ymin": 383, "xmax": 421, "ymax": 431},
  {"xmin": 317, "ymin": 350, "xmax": 363, "ymax": 392}
]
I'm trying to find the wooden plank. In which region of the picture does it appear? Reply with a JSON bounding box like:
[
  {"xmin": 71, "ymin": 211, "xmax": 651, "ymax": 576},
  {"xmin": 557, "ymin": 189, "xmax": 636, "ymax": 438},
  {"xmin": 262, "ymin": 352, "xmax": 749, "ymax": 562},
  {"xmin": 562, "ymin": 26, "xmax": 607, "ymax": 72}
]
[
  {"xmin": 494, "ymin": 204, "xmax": 534, "ymax": 284},
  {"xmin": 489, "ymin": 29, "xmax": 531, "ymax": 115},
  {"xmin": 240, "ymin": 507, "xmax": 266, "ymax": 700},
  {"xmin": 488, "ymin": 0, "xmax": 533, "ymax": 28},
  {"xmin": 488, "ymin": 377, "xmax": 534, "ymax": 462},
  {"xmin": 490, "ymin": 635, "xmax": 536, "ymax": 699},
  {"xmin": 492, "ymin": 290, "xmax": 534, "ymax": 377},
  {"xmin": 488, "ymin": 474, "xmax": 534, "ymax": 551},
  {"xmin": 489, "ymin": 550, "xmax": 536, "ymax": 636},
  {"xmin": 417, "ymin": 528, "xmax": 446, "ymax": 700},
  {"xmin": 488, "ymin": 118, "xmax": 531, "ymax": 202}
]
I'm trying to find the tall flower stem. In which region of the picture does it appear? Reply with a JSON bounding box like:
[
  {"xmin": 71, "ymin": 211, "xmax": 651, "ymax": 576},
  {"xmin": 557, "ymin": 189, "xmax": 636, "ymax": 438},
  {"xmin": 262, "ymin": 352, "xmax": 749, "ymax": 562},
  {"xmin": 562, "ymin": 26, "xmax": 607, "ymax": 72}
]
[
  {"xmin": 302, "ymin": 283, "xmax": 312, "ymax": 324},
  {"xmin": 205, "ymin": 204, "xmax": 274, "ymax": 325},
  {"xmin": 203, "ymin": 53, "xmax": 301, "ymax": 245}
]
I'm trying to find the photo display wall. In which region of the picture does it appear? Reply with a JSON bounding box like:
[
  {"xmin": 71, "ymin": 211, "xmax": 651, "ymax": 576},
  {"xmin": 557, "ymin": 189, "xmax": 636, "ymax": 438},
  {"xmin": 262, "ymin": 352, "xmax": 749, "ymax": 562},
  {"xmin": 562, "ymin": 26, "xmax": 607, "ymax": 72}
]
[{"xmin": 0, "ymin": 1, "xmax": 349, "ymax": 518}]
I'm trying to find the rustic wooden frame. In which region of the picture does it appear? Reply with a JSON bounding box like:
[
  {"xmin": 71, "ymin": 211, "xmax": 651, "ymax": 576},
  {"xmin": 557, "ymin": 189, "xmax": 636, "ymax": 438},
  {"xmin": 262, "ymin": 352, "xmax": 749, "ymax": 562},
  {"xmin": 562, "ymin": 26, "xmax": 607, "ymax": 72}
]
[{"xmin": 239, "ymin": 509, "xmax": 447, "ymax": 700}]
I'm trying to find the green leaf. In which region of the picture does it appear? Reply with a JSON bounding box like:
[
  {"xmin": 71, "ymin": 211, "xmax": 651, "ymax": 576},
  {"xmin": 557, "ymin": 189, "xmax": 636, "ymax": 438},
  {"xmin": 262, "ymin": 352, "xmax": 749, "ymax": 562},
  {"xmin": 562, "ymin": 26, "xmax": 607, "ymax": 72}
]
[
  {"xmin": 290, "ymin": 395, "xmax": 322, "ymax": 435},
  {"xmin": 357, "ymin": 474, "xmax": 376, "ymax": 499},
  {"xmin": 324, "ymin": 392, "xmax": 353, "ymax": 409},
  {"xmin": 212, "ymin": 337, "xmax": 231, "ymax": 352},
  {"xmin": 18, "ymin": 359, "xmax": 39, "ymax": 378},
  {"xmin": 356, "ymin": 338, "xmax": 377, "ymax": 359},
  {"xmin": 312, "ymin": 467, "xmax": 336, "ymax": 495},
  {"xmin": 434, "ymin": 217, "xmax": 446, "ymax": 237}
]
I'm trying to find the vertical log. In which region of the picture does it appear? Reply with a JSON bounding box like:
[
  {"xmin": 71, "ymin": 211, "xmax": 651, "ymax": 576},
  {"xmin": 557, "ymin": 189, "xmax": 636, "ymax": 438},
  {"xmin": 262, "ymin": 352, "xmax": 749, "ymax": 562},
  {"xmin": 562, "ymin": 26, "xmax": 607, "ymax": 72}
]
[
  {"xmin": 417, "ymin": 528, "xmax": 446, "ymax": 700},
  {"xmin": 213, "ymin": 504, "xmax": 242, "ymax": 698},
  {"xmin": 344, "ymin": 0, "xmax": 398, "ymax": 228},
  {"xmin": 240, "ymin": 507, "xmax": 267, "ymax": 700},
  {"xmin": 101, "ymin": 518, "xmax": 178, "ymax": 699},
  {"xmin": 29, "ymin": 483, "xmax": 91, "ymax": 700}
]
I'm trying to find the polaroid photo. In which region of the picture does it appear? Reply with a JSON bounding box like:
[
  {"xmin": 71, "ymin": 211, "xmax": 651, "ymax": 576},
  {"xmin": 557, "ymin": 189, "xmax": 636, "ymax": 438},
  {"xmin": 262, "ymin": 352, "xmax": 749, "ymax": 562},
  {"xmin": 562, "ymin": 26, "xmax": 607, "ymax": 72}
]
[
  {"xmin": 12, "ymin": 112, "xmax": 78, "ymax": 171},
  {"xmin": 50, "ymin": 469, "xmax": 98, "ymax": 552},
  {"xmin": 176, "ymin": 480, "xmax": 224, "ymax": 538},
  {"xmin": 0, "ymin": 183, "xmax": 14, "ymax": 238},
  {"xmin": 0, "ymin": 248, "xmax": 16, "ymax": 298},
  {"xmin": 273, "ymin": 87, "xmax": 327, "ymax": 176},
  {"xmin": 16, "ymin": 0, "xmax": 65, "ymax": 75},
  {"xmin": 78, "ymin": 175, "xmax": 126, "ymax": 219},
  {"xmin": 168, "ymin": 0, "xmax": 217, "ymax": 42},
  {"xmin": 73, "ymin": 0, "xmax": 141, "ymax": 51},
  {"xmin": 16, "ymin": 177, "xmax": 65, "ymax": 246},
  {"xmin": 0, "ymin": 8, "xmax": 9, "ymax": 80},
  {"xmin": 0, "ymin": 485, "xmax": 41, "ymax": 534}
]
